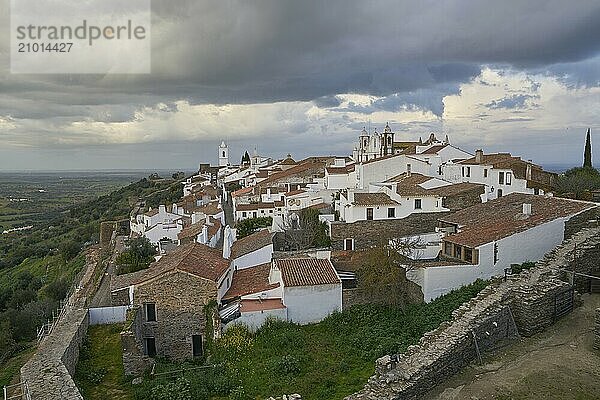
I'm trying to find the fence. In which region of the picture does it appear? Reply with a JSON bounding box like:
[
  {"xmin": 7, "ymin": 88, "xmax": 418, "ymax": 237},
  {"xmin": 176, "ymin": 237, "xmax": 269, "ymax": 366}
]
[
  {"xmin": 36, "ymin": 297, "xmax": 72, "ymax": 344},
  {"xmin": 3, "ymin": 381, "xmax": 30, "ymax": 400},
  {"xmin": 88, "ymin": 306, "xmax": 130, "ymax": 325}
]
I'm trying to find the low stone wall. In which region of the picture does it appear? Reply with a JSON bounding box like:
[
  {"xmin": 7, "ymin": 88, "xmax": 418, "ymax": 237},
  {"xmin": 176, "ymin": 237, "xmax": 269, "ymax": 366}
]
[
  {"xmin": 121, "ymin": 307, "xmax": 154, "ymax": 376},
  {"xmin": 21, "ymin": 308, "xmax": 89, "ymax": 400},
  {"xmin": 346, "ymin": 227, "xmax": 600, "ymax": 400},
  {"xmin": 595, "ymin": 308, "xmax": 600, "ymax": 351}
]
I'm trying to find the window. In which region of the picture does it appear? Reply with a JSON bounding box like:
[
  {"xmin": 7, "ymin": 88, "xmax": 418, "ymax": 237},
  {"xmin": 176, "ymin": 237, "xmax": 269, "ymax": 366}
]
[
  {"xmin": 493, "ymin": 242, "xmax": 499, "ymax": 264},
  {"xmin": 344, "ymin": 238, "xmax": 354, "ymax": 251},
  {"xmin": 462, "ymin": 166, "xmax": 471, "ymax": 177},
  {"xmin": 454, "ymin": 245, "xmax": 462, "ymax": 259},
  {"xmin": 484, "ymin": 169, "xmax": 488, "ymax": 178},
  {"xmin": 145, "ymin": 303, "xmax": 156, "ymax": 322},
  {"xmin": 497, "ymin": 188, "xmax": 503, "ymax": 197},
  {"xmin": 366, "ymin": 208, "xmax": 374, "ymax": 220},
  {"xmin": 144, "ymin": 337, "xmax": 156, "ymax": 357},
  {"xmin": 407, "ymin": 164, "xmax": 411, "ymax": 174},
  {"xmin": 388, "ymin": 208, "xmax": 395, "ymax": 218},
  {"xmin": 222, "ymin": 151, "xmax": 226, "ymax": 157},
  {"xmin": 414, "ymin": 199, "xmax": 422, "ymax": 209},
  {"xmin": 192, "ymin": 335, "xmax": 203, "ymax": 357},
  {"xmin": 506, "ymin": 172, "xmax": 512, "ymax": 185},
  {"xmin": 498, "ymin": 172, "xmax": 505, "ymax": 185},
  {"xmin": 444, "ymin": 241, "xmax": 452, "ymax": 256},
  {"xmin": 466, "ymin": 167, "xmax": 471, "ymax": 177},
  {"xmin": 464, "ymin": 247, "xmax": 473, "ymax": 263},
  {"xmin": 242, "ymin": 212, "xmax": 247, "ymax": 218}
]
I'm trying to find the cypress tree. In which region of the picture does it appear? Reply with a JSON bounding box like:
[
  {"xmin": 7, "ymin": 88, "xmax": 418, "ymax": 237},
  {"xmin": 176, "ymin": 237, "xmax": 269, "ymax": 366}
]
[{"xmin": 583, "ymin": 128, "xmax": 592, "ymax": 168}]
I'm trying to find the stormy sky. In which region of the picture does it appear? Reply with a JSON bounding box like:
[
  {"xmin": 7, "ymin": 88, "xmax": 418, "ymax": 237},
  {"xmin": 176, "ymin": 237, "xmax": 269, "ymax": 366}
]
[{"xmin": 1, "ymin": 0, "xmax": 600, "ymax": 170}]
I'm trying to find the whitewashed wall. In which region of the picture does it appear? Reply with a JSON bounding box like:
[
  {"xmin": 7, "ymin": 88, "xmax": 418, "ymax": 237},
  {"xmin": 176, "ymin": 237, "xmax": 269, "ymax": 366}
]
[
  {"xmin": 88, "ymin": 306, "xmax": 129, "ymax": 325},
  {"xmin": 412, "ymin": 217, "xmax": 567, "ymax": 301},
  {"xmin": 232, "ymin": 245, "xmax": 273, "ymax": 270},
  {"xmin": 283, "ymin": 283, "xmax": 342, "ymax": 324},
  {"xmin": 226, "ymin": 307, "xmax": 288, "ymax": 332}
]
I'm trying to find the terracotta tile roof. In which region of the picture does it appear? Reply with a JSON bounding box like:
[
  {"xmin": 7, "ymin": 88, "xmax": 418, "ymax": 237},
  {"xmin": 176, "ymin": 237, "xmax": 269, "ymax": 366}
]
[
  {"xmin": 236, "ymin": 201, "xmax": 284, "ymax": 211},
  {"xmin": 420, "ymin": 145, "xmax": 448, "ymax": 155},
  {"xmin": 133, "ymin": 242, "xmax": 229, "ymax": 283},
  {"xmin": 326, "ymin": 165, "xmax": 355, "ymax": 174},
  {"xmin": 240, "ymin": 298, "xmax": 285, "ymax": 312},
  {"xmin": 353, "ymin": 192, "xmax": 399, "ymax": 206},
  {"xmin": 441, "ymin": 193, "xmax": 597, "ymax": 248},
  {"xmin": 232, "ymin": 187, "xmax": 254, "ymax": 198},
  {"xmin": 257, "ymin": 158, "xmax": 331, "ymax": 187},
  {"xmin": 196, "ymin": 202, "xmax": 222, "ymax": 216},
  {"xmin": 207, "ymin": 219, "xmax": 222, "ymax": 237},
  {"xmin": 276, "ymin": 258, "xmax": 341, "ymax": 287},
  {"xmin": 284, "ymin": 189, "xmax": 306, "ymax": 197},
  {"xmin": 279, "ymin": 156, "xmax": 297, "ymax": 166},
  {"xmin": 309, "ymin": 202, "xmax": 330, "ymax": 210},
  {"xmin": 390, "ymin": 173, "xmax": 484, "ymax": 197},
  {"xmin": 177, "ymin": 219, "xmax": 206, "ymax": 240},
  {"xmin": 231, "ymin": 229, "xmax": 274, "ymax": 259},
  {"xmin": 110, "ymin": 269, "xmax": 147, "ymax": 292},
  {"xmin": 224, "ymin": 263, "xmax": 279, "ymax": 300}
]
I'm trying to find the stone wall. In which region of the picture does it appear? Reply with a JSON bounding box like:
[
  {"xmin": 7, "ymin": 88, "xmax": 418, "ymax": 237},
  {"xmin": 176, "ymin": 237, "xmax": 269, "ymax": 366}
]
[
  {"xmin": 21, "ymin": 309, "xmax": 89, "ymax": 400},
  {"xmin": 441, "ymin": 185, "xmax": 485, "ymax": 211},
  {"xmin": 330, "ymin": 212, "xmax": 448, "ymax": 251},
  {"xmin": 121, "ymin": 307, "xmax": 154, "ymax": 376},
  {"xmin": 595, "ymin": 308, "xmax": 600, "ymax": 351},
  {"xmin": 134, "ymin": 270, "xmax": 218, "ymax": 361},
  {"xmin": 111, "ymin": 287, "xmax": 130, "ymax": 306},
  {"xmin": 345, "ymin": 227, "xmax": 600, "ymax": 400},
  {"xmin": 563, "ymin": 207, "xmax": 599, "ymax": 240}
]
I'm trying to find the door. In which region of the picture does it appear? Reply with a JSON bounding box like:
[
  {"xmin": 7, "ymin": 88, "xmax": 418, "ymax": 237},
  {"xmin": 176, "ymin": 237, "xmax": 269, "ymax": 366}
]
[
  {"xmin": 192, "ymin": 335, "xmax": 203, "ymax": 357},
  {"xmin": 366, "ymin": 208, "xmax": 374, "ymax": 220}
]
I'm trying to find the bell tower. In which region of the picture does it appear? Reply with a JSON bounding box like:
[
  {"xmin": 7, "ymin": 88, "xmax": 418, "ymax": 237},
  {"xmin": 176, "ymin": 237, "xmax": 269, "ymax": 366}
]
[
  {"xmin": 382, "ymin": 122, "xmax": 395, "ymax": 156},
  {"xmin": 218, "ymin": 140, "xmax": 229, "ymax": 167}
]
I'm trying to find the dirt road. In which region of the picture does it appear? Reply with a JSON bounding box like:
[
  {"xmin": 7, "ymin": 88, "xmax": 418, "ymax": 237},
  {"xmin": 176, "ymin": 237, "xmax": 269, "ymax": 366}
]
[{"xmin": 428, "ymin": 293, "xmax": 600, "ymax": 400}]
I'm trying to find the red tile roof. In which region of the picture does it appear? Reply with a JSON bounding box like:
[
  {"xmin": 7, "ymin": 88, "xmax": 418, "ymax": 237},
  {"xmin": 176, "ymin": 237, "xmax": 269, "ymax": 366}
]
[
  {"xmin": 231, "ymin": 229, "xmax": 274, "ymax": 259},
  {"xmin": 441, "ymin": 193, "xmax": 597, "ymax": 248},
  {"xmin": 390, "ymin": 173, "xmax": 484, "ymax": 197},
  {"xmin": 224, "ymin": 263, "xmax": 279, "ymax": 300},
  {"xmin": 135, "ymin": 242, "xmax": 229, "ymax": 283},
  {"xmin": 236, "ymin": 201, "xmax": 284, "ymax": 211},
  {"xmin": 177, "ymin": 219, "xmax": 206, "ymax": 240},
  {"xmin": 276, "ymin": 258, "xmax": 340, "ymax": 287},
  {"xmin": 232, "ymin": 187, "xmax": 254, "ymax": 198},
  {"xmin": 353, "ymin": 192, "xmax": 399, "ymax": 206}
]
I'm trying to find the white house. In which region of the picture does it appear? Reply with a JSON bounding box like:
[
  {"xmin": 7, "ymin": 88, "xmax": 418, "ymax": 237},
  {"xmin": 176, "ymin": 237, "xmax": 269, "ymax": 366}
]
[
  {"xmin": 230, "ymin": 229, "xmax": 274, "ymax": 270},
  {"xmin": 130, "ymin": 205, "xmax": 187, "ymax": 245},
  {"xmin": 406, "ymin": 193, "xmax": 597, "ymax": 301},
  {"xmin": 177, "ymin": 217, "xmax": 222, "ymax": 248},
  {"xmin": 221, "ymin": 256, "xmax": 342, "ymax": 329}
]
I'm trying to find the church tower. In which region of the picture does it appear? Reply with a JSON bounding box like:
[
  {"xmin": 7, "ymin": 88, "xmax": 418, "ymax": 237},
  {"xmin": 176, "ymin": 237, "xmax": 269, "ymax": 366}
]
[
  {"xmin": 382, "ymin": 122, "xmax": 395, "ymax": 156},
  {"xmin": 218, "ymin": 141, "xmax": 229, "ymax": 167}
]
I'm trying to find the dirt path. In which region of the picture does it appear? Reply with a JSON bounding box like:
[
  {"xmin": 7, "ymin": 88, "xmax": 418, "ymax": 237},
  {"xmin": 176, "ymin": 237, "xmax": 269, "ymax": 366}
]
[
  {"xmin": 89, "ymin": 235, "xmax": 125, "ymax": 307},
  {"xmin": 428, "ymin": 293, "xmax": 600, "ymax": 400}
]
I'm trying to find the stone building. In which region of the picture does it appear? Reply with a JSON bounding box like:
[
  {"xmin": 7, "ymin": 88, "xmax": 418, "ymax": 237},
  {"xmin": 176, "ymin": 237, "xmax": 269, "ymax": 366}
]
[{"xmin": 114, "ymin": 242, "xmax": 229, "ymax": 361}]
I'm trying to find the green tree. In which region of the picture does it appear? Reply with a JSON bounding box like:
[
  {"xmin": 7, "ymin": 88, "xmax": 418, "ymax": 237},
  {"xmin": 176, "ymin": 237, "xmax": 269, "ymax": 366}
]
[
  {"xmin": 278, "ymin": 208, "xmax": 331, "ymax": 250},
  {"xmin": 116, "ymin": 237, "xmax": 156, "ymax": 275},
  {"xmin": 236, "ymin": 217, "xmax": 273, "ymax": 239},
  {"xmin": 584, "ymin": 128, "xmax": 592, "ymax": 168},
  {"xmin": 557, "ymin": 166, "xmax": 600, "ymax": 199},
  {"xmin": 59, "ymin": 240, "xmax": 81, "ymax": 261}
]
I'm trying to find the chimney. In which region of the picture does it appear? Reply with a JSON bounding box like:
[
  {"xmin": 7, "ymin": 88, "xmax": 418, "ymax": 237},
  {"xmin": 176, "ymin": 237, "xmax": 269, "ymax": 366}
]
[
  {"xmin": 526, "ymin": 163, "xmax": 532, "ymax": 181},
  {"xmin": 475, "ymin": 149, "xmax": 483, "ymax": 164},
  {"xmin": 523, "ymin": 203, "xmax": 532, "ymax": 216}
]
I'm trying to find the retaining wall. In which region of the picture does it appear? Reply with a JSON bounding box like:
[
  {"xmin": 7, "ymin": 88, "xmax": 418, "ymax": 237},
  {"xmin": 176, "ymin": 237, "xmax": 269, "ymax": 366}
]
[
  {"xmin": 595, "ymin": 308, "xmax": 600, "ymax": 351},
  {"xmin": 121, "ymin": 307, "xmax": 154, "ymax": 376},
  {"xmin": 346, "ymin": 227, "xmax": 600, "ymax": 400}
]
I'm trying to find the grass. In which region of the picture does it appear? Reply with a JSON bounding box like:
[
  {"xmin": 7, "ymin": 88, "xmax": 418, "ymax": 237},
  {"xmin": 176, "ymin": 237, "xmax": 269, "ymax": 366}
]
[
  {"xmin": 0, "ymin": 345, "xmax": 35, "ymax": 387},
  {"xmin": 134, "ymin": 279, "xmax": 488, "ymax": 400},
  {"xmin": 0, "ymin": 253, "xmax": 85, "ymax": 292},
  {"xmin": 74, "ymin": 324, "xmax": 134, "ymax": 400}
]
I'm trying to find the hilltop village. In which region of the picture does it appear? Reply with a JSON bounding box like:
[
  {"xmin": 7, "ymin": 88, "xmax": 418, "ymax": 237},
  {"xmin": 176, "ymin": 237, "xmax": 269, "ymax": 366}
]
[{"xmin": 117, "ymin": 124, "xmax": 597, "ymax": 365}]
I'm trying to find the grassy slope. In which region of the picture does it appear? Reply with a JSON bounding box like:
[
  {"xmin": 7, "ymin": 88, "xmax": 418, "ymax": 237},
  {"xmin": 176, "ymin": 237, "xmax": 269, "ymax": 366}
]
[
  {"xmin": 74, "ymin": 324, "xmax": 134, "ymax": 400},
  {"xmin": 0, "ymin": 254, "xmax": 85, "ymax": 292},
  {"xmin": 134, "ymin": 280, "xmax": 488, "ymax": 400}
]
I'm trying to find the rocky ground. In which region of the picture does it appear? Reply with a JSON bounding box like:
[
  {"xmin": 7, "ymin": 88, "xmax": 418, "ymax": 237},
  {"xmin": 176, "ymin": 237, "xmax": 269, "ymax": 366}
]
[{"xmin": 429, "ymin": 293, "xmax": 600, "ymax": 400}]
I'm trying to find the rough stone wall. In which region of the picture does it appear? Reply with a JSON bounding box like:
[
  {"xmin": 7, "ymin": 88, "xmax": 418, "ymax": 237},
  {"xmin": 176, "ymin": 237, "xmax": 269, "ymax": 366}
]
[
  {"xmin": 121, "ymin": 307, "xmax": 154, "ymax": 376},
  {"xmin": 345, "ymin": 227, "xmax": 600, "ymax": 400},
  {"xmin": 564, "ymin": 207, "xmax": 599, "ymax": 240},
  {"xmin": 21, "ymin": 309, "xmax": 89, "ymax": 400},
  {"xmin": 565, "ymin": 233, "xmax": 600, "ymax": 294},
  {"xmin": 134, "ymin": 270, "xmax": 218, "ymax": 361},
  {"xmin": 330, "ymin": 212, "xmax": 448, "ymax": 251},
  {"xmin": 595, "ymin": 308, "xmax": 600, "ymax": 351},
  {"xmin": 111, "ymin": 287, "xmax": 130, "ymax": 306}
]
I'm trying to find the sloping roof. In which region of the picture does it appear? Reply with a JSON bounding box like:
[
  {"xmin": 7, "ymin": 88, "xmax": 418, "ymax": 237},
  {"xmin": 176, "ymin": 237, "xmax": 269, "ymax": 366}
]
[
  {"xmin": 232, "ymin": 187, "xmax": 254, "ymax": 198},
  {"xmin": 353, "ymin": 192, "xmax": 399, "ymax": 206},
  {"xmin": 144, "ymin": 208, "xmax": 159, "ymax": 217},
  {"xmin": 441, "ymin": 193, "xmax": 597, "ymax": 248},
  {"xmin": 110, "ymin": 269, "xmax": 147, "ymax": 292},
  {"xmin": 196, "ymin": 202, "xmax": 222, "ymax": 216},
  {"xmin": 236, "ymin": 201, "xmax": 284, "ymax": 211},
  {"xmin": 231, "ymin": 229, "xmax": 274, "ymax": 259},
  {"xmin": 279, "ymin": 156, "xmax": 297, "ymax": 165},
  {"xmin": 240, "ymin": 298, "xmax": 285, "ymax": 312},
  {"xmin": 129, "ymin": 242, "xmax": 229, "ymax": 284},
  {"xmin": 223, "ymin": 263, "xmax": 279, "ymax": 300},
  {"xmin": 326, "ymin": 165, "xmax": 355, "ymax": 174},
  {"xmin": 276, "ymin": 258, "xmax": 341, "ymax": 287},
  {"xmin": 420, "ymin": 145, "xmax": 448, "ymax": 155},
  {"xmin": 207, "ymin": 219, "xmax": 222, "ymax": 237},
  {"xmin": 177, "ymin": 219, "xmax": 206, "ymax": 240},
  {"xmin": 390, "ymin": 173, "xmax": 484, "ymax": 197}
]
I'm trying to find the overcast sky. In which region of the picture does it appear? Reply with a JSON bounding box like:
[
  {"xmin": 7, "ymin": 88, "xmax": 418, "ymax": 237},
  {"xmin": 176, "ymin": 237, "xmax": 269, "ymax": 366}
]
[{"xmin": 1, "ymin": 0, "xmax": 600, "ymax": 171}]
